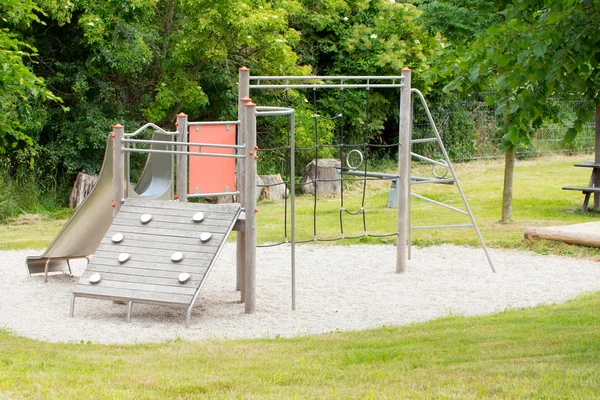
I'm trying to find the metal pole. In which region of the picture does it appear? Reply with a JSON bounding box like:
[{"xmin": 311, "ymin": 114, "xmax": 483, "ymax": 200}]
[
  {"xmin": 594, "ymin": 104, "xmax": 600, "ymax": 209},
  {"xmin": 396, "ymin": 68, "xmax": 411, "ymax": 273},
  {"xmin": 112, "ymin": 124, "xmax": 125, "ymax": 217},
  {"xmin": 290, "ymin": 111, "xmax": 296, "ymax": 311},
  {"xmin": 176, "ymin": 113, "xmax": 188, "ymax": 202},
  {"xmin": 237, "ymin": 66, "xmax": 250, "ymax": 299},
  {"xmin": 244, "ymin": 101, "xmax": 257, "ymax": 314}
]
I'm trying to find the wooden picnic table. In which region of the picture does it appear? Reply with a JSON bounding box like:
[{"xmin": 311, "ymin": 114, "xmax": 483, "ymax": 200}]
[{"xmin": 563, "ymin": 161, "xmax": 600, "ymax": 213}]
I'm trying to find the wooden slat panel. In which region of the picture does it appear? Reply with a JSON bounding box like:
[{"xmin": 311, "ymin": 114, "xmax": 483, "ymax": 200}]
[
  {"xmin": 102, "ymin": 232, "xmax": 224, "ymax": 247},
  {"xmin": 118, "ymin": 206, "xmax": 236, "ymax": 220},
  {"xmin": 82, "ymin": 264, "xmax": 208, "ymax": 282},
  {"xmin": 122, "ymin": 198, "xmax": 240, "ymax": 213},
  {"xmin": 103, "ymin": 225, "xmax": 225, "ymax": 244},
  {"xmin": 88, "ymin": 257, "xmax": 210, "ymax": 272},
  {"xmin": 75, "ymin": 199, "xmax": 240, "ymax": 313},
  {"xmin": 118, "ymin": 213, "xmax": 235, "ymax": 228},
  {"xmin": 112, "ymin": 217, "xmax": 232, "ymax": 232},
  {"xmin": 77, "ymin": 279, "xmax": 197, "ymax": 295},
  {"xmin": 93, "ymin": 248, "xmax": 214, "ymax": 262},
  {"xmin": 81, "ymin": 270, "xmax": 202, "ymax": 287},
  {"xmin": 97, "ymin": 242, "xmax": 219, "ymax": 257},
  {"xmin": 73, "ymin": 285, "xmax": 192, "ymax": 305}
]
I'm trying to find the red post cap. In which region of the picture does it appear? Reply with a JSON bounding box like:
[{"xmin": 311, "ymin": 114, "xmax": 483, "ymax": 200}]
[
  {"xmin": 239, "ymin": 66, "xmax": 250, "ymax": 71},
  {"xmin": 240, "ymin": 96, "xmax": 251, "ymax": 102},
  {"xmin": 245, "ymin": 102, "xmax": 256, "ymax": 107},
  {"xmin": 177, "ymin": 112, "xmax": 188, "ymax": 117},
  {"xmin": 112, "ymin": 124, "xmax": 123, "ymax": 129},
  {"xmin": 401, "ymin": 67, "xmax": 412, "ymax": 72}
]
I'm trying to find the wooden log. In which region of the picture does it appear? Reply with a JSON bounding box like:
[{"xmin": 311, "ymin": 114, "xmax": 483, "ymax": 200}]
[
  {"xmin": 68, "ymin": 172, "xmax": 98, "ymax": 208},
  {"xmin": 259, "ymin": 174, "xmax": 288, "ymax": 200},
  {"xmin": 524, "ymin": 222, "xmax": 600, "ymax": 248},
  {"xmin": 300, "ymin": 158, "xmax": 341, "ymax": 195}
]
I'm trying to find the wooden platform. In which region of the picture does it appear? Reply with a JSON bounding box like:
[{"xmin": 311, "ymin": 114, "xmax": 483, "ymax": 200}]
[
  {"xmin": 525, "ymin": 221, "xmax": 600, "ymax": 248},
  {"xmin": 71, "ymin": 198, "xmax": 241, "ymax": 327}
]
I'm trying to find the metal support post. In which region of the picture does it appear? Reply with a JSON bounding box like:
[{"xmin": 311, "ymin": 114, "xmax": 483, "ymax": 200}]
[
  {"xmin": 244, "ymin": 101, "xmax": 257, "ymax": 313},
  {"xmin": 237, "ymin": 67, "xmax": 250, "ymax": 299},
  {"xmin": 112, "ymin": 124, "xmax": 125, "ymax": 217},
  {"xmin": 176, "ymin": 113, "xmax": 188, "ymax": 202},
  {"xmin": 396, "ymin": 68, "xmax": 411, "ymax": 273}
]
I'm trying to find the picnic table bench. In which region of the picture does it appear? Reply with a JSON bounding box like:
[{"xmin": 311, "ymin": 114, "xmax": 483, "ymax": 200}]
[{"xmin": 563, "ymin": 161, "xmax": 600, "ymax": 213}]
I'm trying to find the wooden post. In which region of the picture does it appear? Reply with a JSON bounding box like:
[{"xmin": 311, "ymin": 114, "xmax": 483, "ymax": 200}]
[
  {"xmin": 594, "ymin": 104, "xmax": 600, "ymax": 209},
  {"xmin": 112, "ymin": 124, "xmax": 125, "ymax": 217},
  {"xmin": 237, "ymin": 67, "xmax": 250, "ymax": 299},
  {"xmin": 397, "ymin": 68, "xmax": 412, "ymax": 274},
  {"xmin": 244, "ymin": 101, "xmax": 257, "ymax": 314},
  {"xmin": 176, "ymin": 113, "xmax": 188, "ymax": 202}
]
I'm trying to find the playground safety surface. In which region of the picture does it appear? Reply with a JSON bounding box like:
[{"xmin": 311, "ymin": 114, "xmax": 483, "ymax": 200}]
[{"xmin": 2, "ymin": 244, "xmax": 600, "ymax": 344}]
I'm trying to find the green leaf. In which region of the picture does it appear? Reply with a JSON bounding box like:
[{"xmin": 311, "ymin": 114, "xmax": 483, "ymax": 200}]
[{"xmin": 533, "ymin": 43, "xmax": 546, "ymax": 57}]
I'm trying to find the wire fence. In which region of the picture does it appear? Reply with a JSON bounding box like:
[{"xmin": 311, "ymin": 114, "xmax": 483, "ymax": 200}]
[{"xmin": 413, "ymin": 97, "xmax": 596, "ymax": 162}]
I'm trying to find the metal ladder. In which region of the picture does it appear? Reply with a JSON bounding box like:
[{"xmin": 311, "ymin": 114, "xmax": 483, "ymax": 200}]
[{"xmin": 408, "ymin": 89, "xmax": 495, "ymax": 272}]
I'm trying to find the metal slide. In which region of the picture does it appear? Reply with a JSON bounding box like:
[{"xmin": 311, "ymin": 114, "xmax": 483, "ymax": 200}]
[{"xmin": 26, "ymin": 132, "xmax": 174, "ymax": 280}]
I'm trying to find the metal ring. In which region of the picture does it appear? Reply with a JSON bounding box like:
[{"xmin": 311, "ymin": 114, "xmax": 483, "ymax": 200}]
[
  {"xmin": 432, "ymin": 160, "xmax": 449, "ymax": 179},
  {"xmin": 346, "ymin": 149, "xmax": 364, "ymax": 170}
]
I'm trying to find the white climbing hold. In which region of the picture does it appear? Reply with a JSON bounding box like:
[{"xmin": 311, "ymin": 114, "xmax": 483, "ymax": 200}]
[
  {"xmin": 140, "ymin": 214, "xmax": 153, "ymax": 224},
  {"xmin": 171, "ymin": 252, "xmax": 184, "ymax": 262},
  {"xmin": 200, "ymin": 232, "xmax": 212, "ymax": 243},
  {"xmin": 178, "ymin": 273, "xmax": 190, "ymax": 283},
  {"xmin": 111, "ymin": 233, "xmax": 124, "ymax": 243},
  {"xmin": 118, "ymin": 253, "xmax": 130, "ymax": 263},
  {"xmin": 192, "ymin": 212, "xmax": 205, "ymax": 222},
  {"xmin": 89, "ymin": 273, "xmax": 102, "ymax": 284}
]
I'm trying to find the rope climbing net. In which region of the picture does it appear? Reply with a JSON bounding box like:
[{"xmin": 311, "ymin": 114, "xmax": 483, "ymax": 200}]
[{"xmin": 251, "ymin": 76, "xmax": 405, "ymax": 247}]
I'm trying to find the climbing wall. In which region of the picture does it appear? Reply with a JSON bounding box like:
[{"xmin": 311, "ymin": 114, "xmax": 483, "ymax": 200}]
[{"xmin": 72, "ymin": 198, "xmax": 241, "ymax": 324}]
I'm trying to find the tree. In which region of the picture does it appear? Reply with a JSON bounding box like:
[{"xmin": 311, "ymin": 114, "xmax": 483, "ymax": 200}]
[
  {"xmin": 0, "ymin": 0, "xmax": 63, "ymax": 164},
  {"xmin": 429, "ymin": 0, "xmax": 600, "ymax": 222}
]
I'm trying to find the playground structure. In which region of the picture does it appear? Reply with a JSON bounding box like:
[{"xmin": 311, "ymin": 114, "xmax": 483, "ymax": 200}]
[{"xmin": 28, "ymin": 67, "xmax": 493, "ymax": 327}]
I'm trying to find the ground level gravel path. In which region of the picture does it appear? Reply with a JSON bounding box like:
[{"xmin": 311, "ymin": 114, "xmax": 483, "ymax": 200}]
[{"xmin": 1, "ymin": 244, "xmax": 599, "ymax": 344}]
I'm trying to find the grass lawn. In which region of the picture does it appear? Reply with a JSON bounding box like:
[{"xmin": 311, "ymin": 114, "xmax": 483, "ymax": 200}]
[
  {"xmin": 1, "ymin": 293, "xmax": 599, "ymax": 398},
  {"xmin": 1, "ymin": 153, "xmax": 600, "ymax": 398}
]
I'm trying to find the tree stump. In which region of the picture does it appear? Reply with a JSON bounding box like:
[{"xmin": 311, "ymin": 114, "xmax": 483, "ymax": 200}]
[
  {"xmin": 68, "ymin": 172, "xmax": 98, "ymax": 208},
  {"xmin": 259, "ymin": 174, "xmax": 288, "ymax": 200},
  {"xmin": 300, "ymin": 158, "xmax": 341, "ymax": 195}
]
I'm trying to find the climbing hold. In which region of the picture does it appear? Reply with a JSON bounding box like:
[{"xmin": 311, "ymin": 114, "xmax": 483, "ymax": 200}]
[
  {"xmin": 140, "ymin": 214, "xmax": 153, "ymax": 224},
  {"xmin": 118, "ymin": 253, "xmax": 130, "ymax": 263},
  {"xmin": 171, "ymin": 252, "xmax": 184, "ymax": 262},
  {"xmin": 200, "ymin": 232, "xmax": 212, "ymax": 243},
  {"xmin": 178, "ymin": 273, "xmax": 191, "ymax": 284},
  {"xmin": 111, "ymin": 233, "xmax": 124, "ymax": 243},
  {"xmin": 192, "ymin": 212, "xmax": 205, "ymax": 222},
  {"xmin": 89, "ymin": 273, "xmax": 102, "ymax": 284}
]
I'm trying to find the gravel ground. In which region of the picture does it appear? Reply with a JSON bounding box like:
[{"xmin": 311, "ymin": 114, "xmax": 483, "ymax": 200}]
[{"xmin": 1, "ymin": 244, "xmax": 599, "ymax": 344}]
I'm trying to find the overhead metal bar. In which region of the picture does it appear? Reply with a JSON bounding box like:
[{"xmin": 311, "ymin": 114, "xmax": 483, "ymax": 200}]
[
  {"xmin": 250, "ymin": 83, "xmax": 403, "ymax": 89},
  {"xmin": 188, "ymin": 121, "xmax": 240, "ymax": 126},
  {"xmin": 250, "ymin": 75, "xmax": 404, "ymax": 81},
  {"xmin": 256, "ymin": 106, "xmax": 296, "ymax": 116},
  {"xmin": 121, "ymin": 147, "xmax": 244, "ymax": 159},
  {"xmin": 122, "ymin": 138, "xmax": 244, "ymax": 149}
]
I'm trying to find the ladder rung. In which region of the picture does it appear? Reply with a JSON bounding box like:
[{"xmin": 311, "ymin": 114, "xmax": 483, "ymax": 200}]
[
  {"xmin": 410, "ymin": 224, "xmax": 474, "ymax": 230},
  {"xmin": 412, "ymin": 138, "xmax": 438, "ymax": 144},
  {"xmin": 411, "ymin": 178, "xmax": 455, "ymax": 185}
]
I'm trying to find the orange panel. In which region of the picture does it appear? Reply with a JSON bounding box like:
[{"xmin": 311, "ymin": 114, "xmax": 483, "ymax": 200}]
[{"xmin": 188, "ymin": 124, "xmax": 236, "ymax": 195}]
